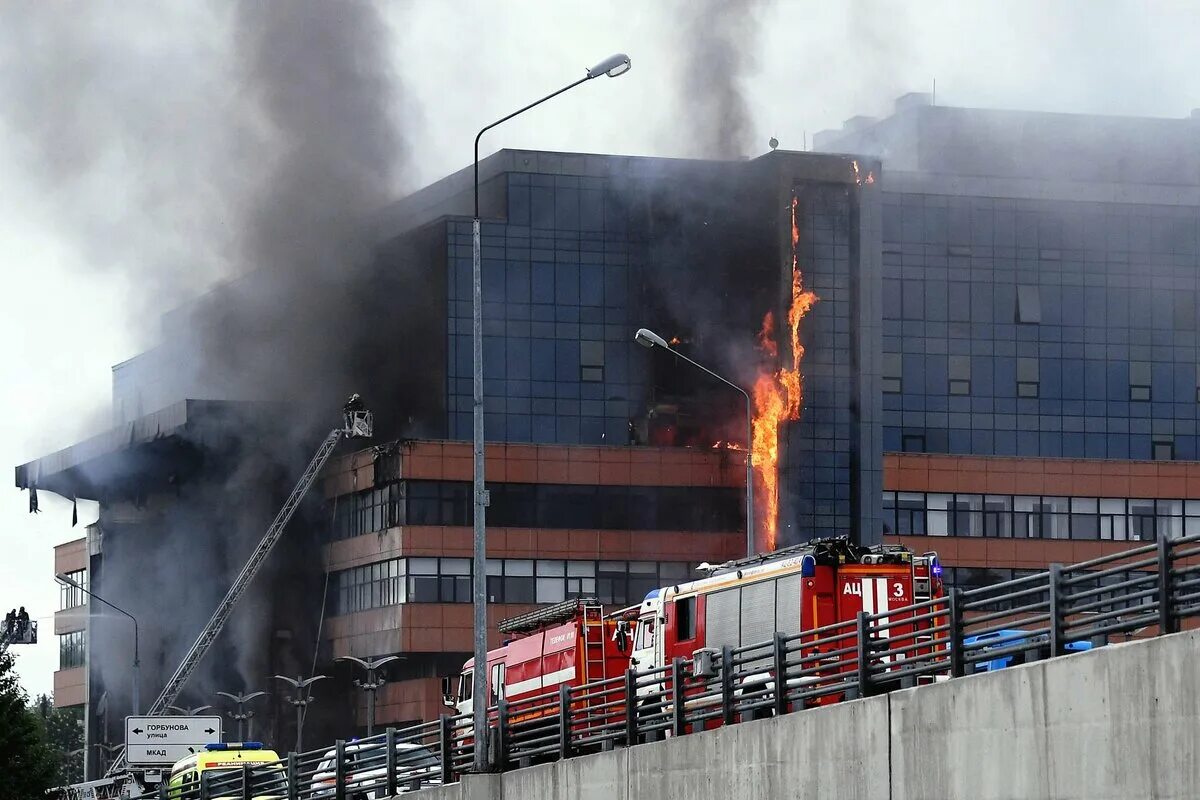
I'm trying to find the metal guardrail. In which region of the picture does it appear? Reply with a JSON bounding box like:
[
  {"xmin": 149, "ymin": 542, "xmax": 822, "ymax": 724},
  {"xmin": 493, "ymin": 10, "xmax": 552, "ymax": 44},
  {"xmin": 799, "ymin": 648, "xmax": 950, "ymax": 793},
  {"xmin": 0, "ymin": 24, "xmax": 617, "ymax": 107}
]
[{"xmin": 143, "ymin": 533, "xmax": 1200, "ymax": 799}]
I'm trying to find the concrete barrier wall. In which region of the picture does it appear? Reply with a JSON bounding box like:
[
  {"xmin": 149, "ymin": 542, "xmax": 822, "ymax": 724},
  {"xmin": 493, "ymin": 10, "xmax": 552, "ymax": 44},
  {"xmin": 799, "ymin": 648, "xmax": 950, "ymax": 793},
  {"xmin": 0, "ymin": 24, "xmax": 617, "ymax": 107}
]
[{"xmin": 403, "ymin": 629, "xmax": 1200, "ymax": 800}]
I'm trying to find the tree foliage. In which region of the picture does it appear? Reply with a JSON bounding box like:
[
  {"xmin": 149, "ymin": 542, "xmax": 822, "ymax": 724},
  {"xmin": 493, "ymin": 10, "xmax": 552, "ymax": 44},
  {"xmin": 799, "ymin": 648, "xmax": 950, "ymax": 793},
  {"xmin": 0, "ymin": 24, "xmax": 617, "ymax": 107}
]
[
  {"xmin": 0, "ymin": 648, "xmax": 59, "ymax": 799},
  {"xmin": 31, "ymin": 693, "xmax": 85, "ymax": 785}
]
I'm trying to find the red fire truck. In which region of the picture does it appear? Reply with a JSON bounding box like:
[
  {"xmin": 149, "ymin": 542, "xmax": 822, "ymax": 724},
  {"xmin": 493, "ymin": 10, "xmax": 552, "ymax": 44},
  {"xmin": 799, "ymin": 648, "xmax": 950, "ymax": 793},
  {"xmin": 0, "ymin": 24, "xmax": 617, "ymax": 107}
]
[
  {"xmin": 623, "ymin": 538, "xmax": 944, "ymax": 714},
  {"xmin": 445, "ymin": 539, "xmax": 943, "ymax": 733},
  {"xmin": 446, "ymin": 598, "xmax": 634, "ymax": 723}
]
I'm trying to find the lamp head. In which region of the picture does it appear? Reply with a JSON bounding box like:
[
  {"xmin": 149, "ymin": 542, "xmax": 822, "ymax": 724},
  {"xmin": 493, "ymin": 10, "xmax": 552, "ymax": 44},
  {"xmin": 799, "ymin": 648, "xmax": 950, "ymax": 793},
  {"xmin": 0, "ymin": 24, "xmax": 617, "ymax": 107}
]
[
  {"xmin": 55, "ymin": 573, "xmax": 81, "ymax": 589},
  {"xmin": 634, "ymin": 328, "xmax": 669, "ymax": 350},
  {"xmin": 588, "ymin": 53, "xmax": 632, "ymax": 79}
]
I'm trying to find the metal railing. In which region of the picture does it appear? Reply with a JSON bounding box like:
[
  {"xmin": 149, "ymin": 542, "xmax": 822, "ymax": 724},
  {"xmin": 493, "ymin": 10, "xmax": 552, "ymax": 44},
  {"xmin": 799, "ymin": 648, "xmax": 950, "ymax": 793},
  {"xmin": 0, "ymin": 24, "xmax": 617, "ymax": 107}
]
[{"xmin": 141, "ymin": 534, "xmax": 1200, "ymax": 798}]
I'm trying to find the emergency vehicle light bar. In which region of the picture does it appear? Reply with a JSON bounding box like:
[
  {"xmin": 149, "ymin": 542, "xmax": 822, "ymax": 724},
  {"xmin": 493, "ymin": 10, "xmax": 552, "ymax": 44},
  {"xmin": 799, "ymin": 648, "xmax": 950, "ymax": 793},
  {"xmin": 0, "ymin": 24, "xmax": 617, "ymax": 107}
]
[{"xmin": 205, "ymin": 742, "xmax": 263, "ymax": 751}]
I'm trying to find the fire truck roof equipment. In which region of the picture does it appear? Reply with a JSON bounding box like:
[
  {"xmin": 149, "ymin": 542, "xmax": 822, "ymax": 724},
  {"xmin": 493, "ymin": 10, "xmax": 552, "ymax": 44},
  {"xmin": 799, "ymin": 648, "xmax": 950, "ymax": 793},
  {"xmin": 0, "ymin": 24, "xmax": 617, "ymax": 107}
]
[
  {"xmin": 705, "ymin": 536, "xmax": 915, "ymax": 576},
  {"xmin": 498, "ymin": 597, "xmax": 601, "ymax": 635}
]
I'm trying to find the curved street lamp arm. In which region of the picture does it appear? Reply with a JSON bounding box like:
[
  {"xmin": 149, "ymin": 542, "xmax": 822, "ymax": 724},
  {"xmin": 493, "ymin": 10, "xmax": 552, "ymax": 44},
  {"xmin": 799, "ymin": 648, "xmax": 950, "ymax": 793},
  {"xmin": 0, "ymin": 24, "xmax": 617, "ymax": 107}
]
[
  {"xmin": 662, "ymin": 346, "xmax": 752, "ymax": 406},
  {"xmin": 474, "ymin": 75, "xmax": 591, "ymax": 217},
  {"xmin": 57, "ymin": 576, "xmax": 139, "ymax": 664}
]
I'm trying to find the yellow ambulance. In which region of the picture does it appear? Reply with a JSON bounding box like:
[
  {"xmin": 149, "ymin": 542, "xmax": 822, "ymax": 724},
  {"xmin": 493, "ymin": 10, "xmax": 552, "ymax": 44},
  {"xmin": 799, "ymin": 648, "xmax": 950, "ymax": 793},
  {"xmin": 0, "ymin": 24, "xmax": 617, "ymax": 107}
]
[{"xmin": 166, "ymin": 742, "xmax": 285, "ymax": 799}]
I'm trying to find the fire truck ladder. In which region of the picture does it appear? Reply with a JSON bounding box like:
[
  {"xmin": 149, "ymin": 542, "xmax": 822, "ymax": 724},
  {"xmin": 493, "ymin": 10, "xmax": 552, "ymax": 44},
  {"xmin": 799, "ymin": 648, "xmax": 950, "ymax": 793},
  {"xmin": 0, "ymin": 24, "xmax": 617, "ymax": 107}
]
[
  {"xmin": 579, "ymin": 602, "xmax": 606, "ymax": 683},
  {"xmin": 104, "ymin": 403, "xmax": 373, "ymax": 777}
]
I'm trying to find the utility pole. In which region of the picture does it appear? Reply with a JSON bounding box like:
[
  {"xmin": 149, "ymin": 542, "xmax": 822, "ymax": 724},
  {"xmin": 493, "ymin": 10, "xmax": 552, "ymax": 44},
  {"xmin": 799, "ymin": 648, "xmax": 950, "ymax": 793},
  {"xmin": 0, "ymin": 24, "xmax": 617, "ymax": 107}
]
[
  {"xmin": 215, "ymin": 690, "xmax": 268, "ymax": 742},
  {"xmin": 337, "ymin": 655, "xmax": 401, "ymax": 737},
  {"xmin": 272, "ymin": 675, "xmax": 328, "ymax": 753}
]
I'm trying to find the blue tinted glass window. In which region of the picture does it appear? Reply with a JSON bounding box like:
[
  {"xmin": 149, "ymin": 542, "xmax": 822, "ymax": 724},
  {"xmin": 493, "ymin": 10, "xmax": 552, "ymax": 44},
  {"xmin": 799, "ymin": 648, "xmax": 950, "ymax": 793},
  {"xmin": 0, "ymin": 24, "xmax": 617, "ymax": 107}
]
[
  {"xmin": 530, "ymin": 187, "xmax": 554, "ymax": 229},
  {"xmin": 555, "ymin": 340, "xmax": 579, "ymax": 382},
  {"xmin": 531, "ymin": 262, "xmax": 554, "ymax": 304},
  {"xmin": 531, "ymin": 340, "xmax": 555, "ymax": 381},
  {"xmin": 506, "ymin": 338, "xmax": 531, "ymax": 381},
  {"xmin": 506, "ymin": 262, "xmax": 530, "ymax": 304},
  {"xmin": 555, "ymin": 187, "xmax": 580, "ymax": 230},
  {"xmin": 580, "ymin": 190, "xmax": 604, "ymax": 232},
  {"xmin": 580, "ymin": 264, "xmax": 603, "ymax": 306},
  {"xmin": 508, "ymin": 182, "xmax": 530, "ymax": 226},
  {"xmin": 949, "ymin": 283, "xmax": 970, "ymax": 322},
  {"xmin": 902, "ymin": 280, "xmax": 924, "ymax": 320},
  {"xmin": 555, "ymin": 264, "xmax": 579, "ymax": 305}
]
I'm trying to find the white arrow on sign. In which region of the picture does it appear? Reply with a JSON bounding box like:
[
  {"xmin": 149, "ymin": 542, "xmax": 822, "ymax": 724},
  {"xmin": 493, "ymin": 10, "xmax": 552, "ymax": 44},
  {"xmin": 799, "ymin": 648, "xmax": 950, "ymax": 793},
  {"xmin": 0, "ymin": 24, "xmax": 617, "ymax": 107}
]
[
  {"xmin": 125, "ymin": 716, "xmax": 223, "ymax": 748},
  {"xmin": 125, "ymin": 743, "xmax": 210, "ymax": 767}
]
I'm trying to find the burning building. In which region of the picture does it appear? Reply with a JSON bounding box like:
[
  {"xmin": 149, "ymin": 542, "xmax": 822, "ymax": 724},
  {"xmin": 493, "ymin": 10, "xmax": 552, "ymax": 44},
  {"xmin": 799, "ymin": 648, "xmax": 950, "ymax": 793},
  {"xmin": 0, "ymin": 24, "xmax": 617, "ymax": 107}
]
[
  {"xmin": 20, "ymin": 147, "xmax": 879, "ymax": 776},
  {"xmin": 27, "ymin": 95, "xmax": 1200, "ymax": 775}
]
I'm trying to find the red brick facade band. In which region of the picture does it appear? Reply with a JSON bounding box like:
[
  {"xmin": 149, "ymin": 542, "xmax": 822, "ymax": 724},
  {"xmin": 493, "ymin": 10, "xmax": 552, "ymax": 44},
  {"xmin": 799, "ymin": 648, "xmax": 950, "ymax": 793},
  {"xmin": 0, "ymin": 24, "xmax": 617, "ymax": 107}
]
[
  {"xmin": 322, "ymin": 440, "xmax": 747, "ymax": 498},
  {"xmin": 884, "ymin": 452, "xmax": 1200, "ymax": 499}
]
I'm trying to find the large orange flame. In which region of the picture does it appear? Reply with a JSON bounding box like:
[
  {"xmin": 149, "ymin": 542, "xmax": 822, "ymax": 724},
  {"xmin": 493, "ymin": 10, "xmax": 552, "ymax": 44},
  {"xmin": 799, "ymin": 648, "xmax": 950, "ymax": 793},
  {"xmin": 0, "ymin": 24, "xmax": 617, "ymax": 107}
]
[{"xmin": 751, "ymin": 196, "xmax": 819, "ymax": 551}]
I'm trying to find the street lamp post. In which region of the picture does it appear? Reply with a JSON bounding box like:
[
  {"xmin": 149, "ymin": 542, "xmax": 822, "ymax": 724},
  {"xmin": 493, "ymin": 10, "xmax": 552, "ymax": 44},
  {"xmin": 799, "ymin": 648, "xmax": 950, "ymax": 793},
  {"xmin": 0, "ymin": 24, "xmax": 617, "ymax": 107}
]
[
  {"xmin": 166, "ymin": 704, "xmax": 213, "ymax": 716},
  {"xmin": 272, "ymin": 674, "xmax": 328, "ymax": 753},
  {"xmin": 634, "ymin": 328, "xmax": 756, "ymax": 556},
  {"xmin": 337, "ymin": 655, "xmax": 401, "ymax": 737},
  {"xmin": 470, "ymin": 51, "xmax": 631, "ymax": 773},
  {"xmin": 215, "ymin": 691, "xmax": 268, "ymax": 742},
  {"xmin": 55, "ymin": 573, "xmax": 140, "ymax": 715}
]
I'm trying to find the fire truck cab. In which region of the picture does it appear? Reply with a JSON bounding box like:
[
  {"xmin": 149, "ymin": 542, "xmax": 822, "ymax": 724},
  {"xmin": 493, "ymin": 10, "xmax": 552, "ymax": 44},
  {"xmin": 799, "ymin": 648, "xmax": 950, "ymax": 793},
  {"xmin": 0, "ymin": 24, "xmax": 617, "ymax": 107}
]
[
  {"xmin": 627, "ymin": 538, "xmax": 943, "ymax": 708},
  {"xmin": 448, "ymin": 598, "xmax": 634, "ymax": 718}
]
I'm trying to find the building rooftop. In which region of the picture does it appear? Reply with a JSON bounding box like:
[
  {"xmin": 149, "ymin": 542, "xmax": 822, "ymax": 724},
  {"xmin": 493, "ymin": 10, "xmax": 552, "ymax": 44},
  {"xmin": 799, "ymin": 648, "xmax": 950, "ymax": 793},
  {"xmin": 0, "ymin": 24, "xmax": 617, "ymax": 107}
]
[
  {"xmin": 14, "ymin": 399, "xmax": 282, "ymax": 501},
  {"xmin": 815, "ymin": 96, "xmax": 1200, "ymax": 186}
]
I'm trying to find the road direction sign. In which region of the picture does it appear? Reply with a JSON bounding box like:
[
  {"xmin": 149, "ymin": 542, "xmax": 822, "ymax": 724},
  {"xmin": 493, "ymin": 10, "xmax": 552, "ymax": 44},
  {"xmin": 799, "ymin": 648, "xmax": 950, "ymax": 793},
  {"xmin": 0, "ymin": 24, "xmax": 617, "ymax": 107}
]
[
  {"xmin": 124, "ymin": 716, "xmax": 223, "ymax": 766},
  {"xmin": 125, "ymin": 743, "xmax": 208, "ymax": 767}
]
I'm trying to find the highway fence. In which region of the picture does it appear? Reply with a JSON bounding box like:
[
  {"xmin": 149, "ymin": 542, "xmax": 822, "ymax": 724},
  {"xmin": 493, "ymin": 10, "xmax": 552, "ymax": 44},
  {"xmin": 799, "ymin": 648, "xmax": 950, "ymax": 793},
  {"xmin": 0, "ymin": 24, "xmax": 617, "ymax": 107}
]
[{"xmin": 149, "ymin": 532, "xmax": 1200, "ymax": 799}]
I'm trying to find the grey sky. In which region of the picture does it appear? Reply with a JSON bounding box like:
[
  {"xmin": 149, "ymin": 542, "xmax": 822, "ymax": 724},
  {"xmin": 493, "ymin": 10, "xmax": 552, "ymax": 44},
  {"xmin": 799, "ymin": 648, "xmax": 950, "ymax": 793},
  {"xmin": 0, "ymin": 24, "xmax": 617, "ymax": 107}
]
[{"xmin": 3, "ymin": 0, "xmax": 1199, "ymax": 698}]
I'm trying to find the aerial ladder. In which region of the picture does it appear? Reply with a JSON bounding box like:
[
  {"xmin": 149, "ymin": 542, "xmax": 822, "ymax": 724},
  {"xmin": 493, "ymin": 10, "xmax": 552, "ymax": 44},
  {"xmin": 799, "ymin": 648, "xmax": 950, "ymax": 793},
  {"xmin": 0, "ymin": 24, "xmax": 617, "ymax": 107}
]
[{"xmin": 104, "ymin": 398, "xmax": 372, "ymax": 777}]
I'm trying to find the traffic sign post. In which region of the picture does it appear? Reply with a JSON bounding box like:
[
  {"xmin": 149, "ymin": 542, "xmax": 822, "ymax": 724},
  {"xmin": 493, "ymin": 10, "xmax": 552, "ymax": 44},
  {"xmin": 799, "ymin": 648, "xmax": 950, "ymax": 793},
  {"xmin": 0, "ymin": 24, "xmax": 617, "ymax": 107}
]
[{"xmin": 124, "ymin": 716, "xmax": 223, "ymax": 767}]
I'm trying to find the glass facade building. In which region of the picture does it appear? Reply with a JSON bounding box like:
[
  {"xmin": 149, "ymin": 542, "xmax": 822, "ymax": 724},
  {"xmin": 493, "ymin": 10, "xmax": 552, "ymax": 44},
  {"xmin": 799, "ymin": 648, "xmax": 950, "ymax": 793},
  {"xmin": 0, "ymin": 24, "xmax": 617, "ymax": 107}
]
[
  {"xmin": 446, "ymin": 173, "xmax": 644, "ymax": 446},
  {"xmin": 815, "ymin": 94, "xmax": 1200, "ymax": 567},
  {"xmin": 878, "ymin": 193, "xmax": 1200, "ymax": 461},
  {"xmin": 817, "ymin": 97, "xmax": 1200, "ymax": 468}
]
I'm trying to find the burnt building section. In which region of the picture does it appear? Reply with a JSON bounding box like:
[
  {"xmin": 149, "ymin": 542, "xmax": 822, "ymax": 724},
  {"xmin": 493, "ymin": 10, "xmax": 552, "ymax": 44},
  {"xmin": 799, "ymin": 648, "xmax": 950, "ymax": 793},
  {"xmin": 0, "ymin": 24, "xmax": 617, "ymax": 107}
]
[
  {"xmin": 817, "ymin": 96, "xmax": 1200, "ymax": 591},
  {"xmin": 20, "ymin": 147, "xmax": 879, "ymax": 765},
  {"xmin": 16, "ymin": 401, "xmax": 352, "ymax": 778}
]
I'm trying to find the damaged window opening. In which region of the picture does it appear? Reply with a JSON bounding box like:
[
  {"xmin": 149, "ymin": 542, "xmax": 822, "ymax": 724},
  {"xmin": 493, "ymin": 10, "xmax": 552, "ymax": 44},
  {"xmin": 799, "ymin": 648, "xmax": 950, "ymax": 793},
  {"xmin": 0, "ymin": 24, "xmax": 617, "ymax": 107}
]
[
  {"xmin": 1153, "ymin": 439, "xmax": 1175, "ymax": 462},
  {"xmin": 1130, "ymin": 361, "xmax": 1151, "ymax": 402},
  {"xmin": 883, "ymin": 353, "xmax": 902, "ymax": 394},
  {"xmin": 948, "ymin": 355, "xmax": 971, "ymax": 396},
  {"xmin": 580, "ymin": 340, "xmax": 604, "ymax": 383},
  {"xmin": 1016, "ymin": 284, "xmax": 1041, "ymax": 324},
  {"xmin": 1017, "ymin": 357, "xmax": 1039, "ymax": 398}
]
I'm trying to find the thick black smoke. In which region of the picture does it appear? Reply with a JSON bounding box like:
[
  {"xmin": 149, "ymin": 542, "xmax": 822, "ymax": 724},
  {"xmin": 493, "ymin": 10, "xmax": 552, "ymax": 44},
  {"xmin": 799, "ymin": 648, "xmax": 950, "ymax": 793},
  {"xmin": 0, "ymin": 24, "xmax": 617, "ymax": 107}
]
[
  {"xmin": 674, "ymin": 0, "xmax": 765, "ymax": 158},
  {"xmin": 1, "ymin": 0, "xmax": 420, "ymax": 750},
  {"xmin": 181, "ymin": 0, "xmax": 433, "ymax": 433}
]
